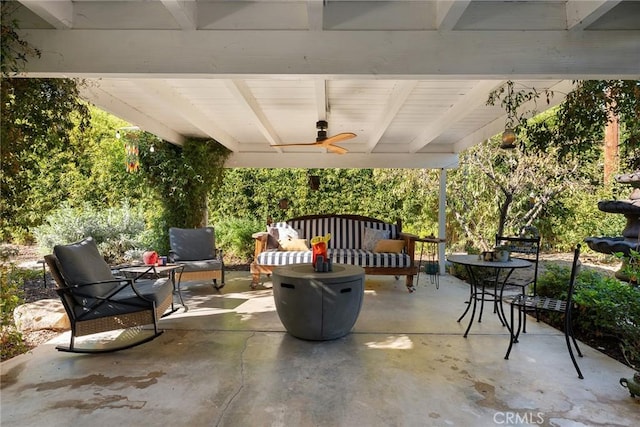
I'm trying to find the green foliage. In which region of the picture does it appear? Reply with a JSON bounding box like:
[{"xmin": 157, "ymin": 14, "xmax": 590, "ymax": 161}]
[
  {"xmin": 537, "ymin": 264, "xmax": 640, "ymax": 368},
  {"xmin": 215, "ymin": 217, "xmax": 264, "ymax": 263},
  {"xmin": 541, "ymin": 184, "xmax": 625, "ymax": 252},
  {"xmin": 211, "ymin": 168, "xmax": 441, "ymax": 237},
  {"xmin": 33, "ymin": 202, "xmax": 147, "ymax": 263},
  {"xmin": 1, "ymin": 4, "xmax": 95, "ymax": 241},
  {"xmin": 528, "ymin": 80, "xmax": 640, "ymax": 169},
  {"xmin": 1, "ymin": 1, "xmax": 40, "ymax": 76},
  {"xmin": 138, "ymin": 135, "xmax": 230, "ymax": 254},
  {"xmin": 486, "ymin": 80, "xmax": 553, "ymax": 130},
  {"xmin": 0, "ymin": 78, "xmax": 92, "ymax": 241},
  {"xmin": 446, "ymin": 133, "xmax": 596, "ymax": 251},
  {"xmin": 0, "ymin": 245, "xmax": 25, "ymax": 359}
]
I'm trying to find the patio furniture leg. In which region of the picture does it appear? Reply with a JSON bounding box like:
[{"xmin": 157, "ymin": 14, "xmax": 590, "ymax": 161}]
[
  {"xmin": 565, "ymin": 306, "xmax": 584, "ymax": 379},
  {"xmin": 504, "ymin": 300, "xmax": 521, "ymax": 359},
  {"xmin": 457, "ymin": 266, "xmax": 474, "ymax": 323}
]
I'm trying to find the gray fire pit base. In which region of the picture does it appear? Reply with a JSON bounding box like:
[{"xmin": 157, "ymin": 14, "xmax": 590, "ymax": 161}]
[{"xmin": 272, "ymin": 264, "xmax": 365, "ymax": 340}]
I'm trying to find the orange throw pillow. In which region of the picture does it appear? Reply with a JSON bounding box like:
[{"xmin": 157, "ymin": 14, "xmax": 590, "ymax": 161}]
[
  {"xmin": 280, "ymin": 238, "xmax": 310, "ymax": 251},
  {"xmin": 373, "ymin": 239, "xmax": 405, "ymax": 253}
]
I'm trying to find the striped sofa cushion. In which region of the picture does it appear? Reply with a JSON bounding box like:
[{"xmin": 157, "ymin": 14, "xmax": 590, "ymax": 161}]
[
  {"xmin": 272, "ymin": 218, "xmax": 398, "ymax": 250},
  {"xmin": 257, "ymin": 249, "xmax": 411, "ymax": 268}
]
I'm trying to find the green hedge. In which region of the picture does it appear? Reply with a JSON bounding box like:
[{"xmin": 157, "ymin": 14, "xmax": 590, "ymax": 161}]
[{"xmin": 537, "ymin": 264, "xmax": 640, "ymax": 368}]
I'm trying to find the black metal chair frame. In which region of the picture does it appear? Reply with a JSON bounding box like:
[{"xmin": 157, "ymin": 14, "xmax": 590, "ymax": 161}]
[
  {"xmin": 495, "ymin": 233, "xmax": 541, "ymax": 332},
  {"xmin": 504, "ymin": 244, "xmax": 584, "ymax": 379},
  {"xmin": 45, "ymin": 254, "xmax": 171, "ymax": 353}
]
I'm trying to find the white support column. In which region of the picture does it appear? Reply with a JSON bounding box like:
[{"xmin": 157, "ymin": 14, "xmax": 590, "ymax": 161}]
[{"xmin": 439, "ymin": 168, "xmax": 447, "ymax": 275}]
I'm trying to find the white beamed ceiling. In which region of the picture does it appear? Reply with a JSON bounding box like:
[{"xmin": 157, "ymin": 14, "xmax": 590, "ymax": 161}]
[{"xmin": 13, "ymin": 0, "xmax": 640, "ymax": 169}]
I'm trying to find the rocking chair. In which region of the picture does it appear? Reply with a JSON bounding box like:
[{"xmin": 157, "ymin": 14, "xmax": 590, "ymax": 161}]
[{"xmin": 45, "ymin": 237, "xmax": 173, "ymax": 353}]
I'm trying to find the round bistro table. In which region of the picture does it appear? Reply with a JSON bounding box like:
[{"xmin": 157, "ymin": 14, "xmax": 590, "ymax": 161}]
[
  {"xmin": 447, "ymin": 254, "xmax": 531, "ymax": 338},
  {"xmin": 272, "ymin": 263, "xmax": 365, "ymax": 340}
]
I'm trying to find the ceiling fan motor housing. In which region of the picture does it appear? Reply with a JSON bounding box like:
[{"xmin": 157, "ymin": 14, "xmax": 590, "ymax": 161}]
[{"xmin": 316, "ymin": 120, "xmax": 328, "ymax": 141}]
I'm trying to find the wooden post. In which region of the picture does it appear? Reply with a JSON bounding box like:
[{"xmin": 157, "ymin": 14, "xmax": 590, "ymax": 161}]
[{"xmin": 604, "ymin": 106, "xmax": 619, "ymax": 185}]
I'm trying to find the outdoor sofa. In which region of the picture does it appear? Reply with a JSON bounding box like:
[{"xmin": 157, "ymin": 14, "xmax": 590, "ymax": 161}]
[{"xmin": 251, "ymin": 214, "xmax": 421, "ymax": 291}]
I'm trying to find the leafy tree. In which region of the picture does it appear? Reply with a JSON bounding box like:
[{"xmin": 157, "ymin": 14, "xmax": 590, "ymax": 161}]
[
  {"xmin": 492, "ymin": 80, "xmax": 640, "ymax": 170},
  {"xmin": 1, "ymin": 3, "xmax": 90, "ymax": 241},
  {"xmin": 447, "ymin": 135, "xmax": 591, "ymax": 251}
]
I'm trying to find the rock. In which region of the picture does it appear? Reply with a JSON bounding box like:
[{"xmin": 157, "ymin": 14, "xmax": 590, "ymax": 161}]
[{"xmin": 13, "ymin": 299, "xmax": 70, "ymax": 332}]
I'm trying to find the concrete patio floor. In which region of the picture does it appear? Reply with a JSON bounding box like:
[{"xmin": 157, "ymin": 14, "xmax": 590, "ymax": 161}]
[{"xmin": 2, "ymin": 271, "xmax": 639, "ymax": 426}]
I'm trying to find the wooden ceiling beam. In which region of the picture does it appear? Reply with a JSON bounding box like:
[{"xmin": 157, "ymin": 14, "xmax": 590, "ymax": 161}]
[
  {"xmin": 367, "ymin": 81, "xmax": 418, "ymax": 153},
  {"xmin": 226, "ymin": 152, "xmax": 459, "ymax": 169},
  {"xmin": 409, "ymin": 80, "xmax": 502, "ymax": 153},
  {"xmin": 80, "ymin": 84, "xmax": 185, "ymax": 145},
  {"xmin": 19, "ymin": 29, "xmax": 640, "ymax": 78},
  {"xmin": 225, "ymin": 79, "xmax": 283, "ymax": 149},
  {"xmin": 133, "ymin": 79, "xmax": 240, "ymax": 151}
]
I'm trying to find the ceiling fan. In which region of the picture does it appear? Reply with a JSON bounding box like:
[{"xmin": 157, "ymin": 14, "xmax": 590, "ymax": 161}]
[{"xmin": 272, "ymin": 120, "xmax": 356, "ymax": 154}]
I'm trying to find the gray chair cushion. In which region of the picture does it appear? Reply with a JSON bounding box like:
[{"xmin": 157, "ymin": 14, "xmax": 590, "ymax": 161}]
[
  {"xmin": 169, "ymin": 227, "xmax": 216, "ymax": 261},
  {"xmin": 73, "ymin": 277, "xmax": 172, "ymax": 319},
  {"xmin": 179, "ymin": 259, "xmax": 223, "ymax": 272},
  {"xmin": 53, "ymin": 237, "xmax": 118, "ymax": 298}
]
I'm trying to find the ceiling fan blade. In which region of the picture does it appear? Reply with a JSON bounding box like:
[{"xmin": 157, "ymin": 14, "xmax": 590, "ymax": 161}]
[
  {"xmin": 271, "ymin": 142, "xmax": 320, "ymax": 148},
  {"xmin": 319, "ymin": 132, "xmax": 357, "ymax": 146},
  {"xmin": 271, "ymin": 130, "xmax": 355, "ymax": 153},
  {"xmin": 326, "ymin": 144, "xmax": 348, "ymax": 155}
]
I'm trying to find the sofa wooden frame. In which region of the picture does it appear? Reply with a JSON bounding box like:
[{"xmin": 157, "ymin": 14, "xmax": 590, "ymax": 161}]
[{"xmin": 251, "ymin": 214, "xmax": 422, "ymax": 291}]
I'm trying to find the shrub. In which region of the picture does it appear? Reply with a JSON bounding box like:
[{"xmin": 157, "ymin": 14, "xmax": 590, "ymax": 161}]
[
  {"xmin": 215, "ymin": 217, "xmax": 263, "ymax": 264},
  {"xmin": 537, "ymin": 264, "xmax": 640, "ymax": 368},
  {"xmin": 33, "ymin": 201, "xmax": 146, "ymax": 263},
  {"xmin": 0, "ymin": 246, "xmax": 25, "ymax": 360}
]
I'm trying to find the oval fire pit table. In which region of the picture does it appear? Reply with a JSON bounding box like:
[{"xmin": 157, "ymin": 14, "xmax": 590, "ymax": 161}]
[{"xmin": 272, "ymin": 263, "xmax": 365, "ymax": 340}]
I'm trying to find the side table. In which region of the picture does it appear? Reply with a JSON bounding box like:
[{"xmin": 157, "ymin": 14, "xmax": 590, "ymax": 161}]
[
  {"xmin": 272, "ymin": 263, "xmax": 365, "ymax": 340},
  {"xmin": 119, "ymin": 264, "xmax": 186, "ymax": 313}
]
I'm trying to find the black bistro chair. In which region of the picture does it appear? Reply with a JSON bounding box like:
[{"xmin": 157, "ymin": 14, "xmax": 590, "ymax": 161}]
[
  {"xmin": 495, "ymin": 232, "xmax": 541, "ymax": 332},
  {"xmin": 504, "ymin": 244, "xmax": 584, "ymax": 379}
]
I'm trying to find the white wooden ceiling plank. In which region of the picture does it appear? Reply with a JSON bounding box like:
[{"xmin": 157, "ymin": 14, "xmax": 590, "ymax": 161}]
[
  {"xmin": 225, "ymin": 80, "xmax": 283, "ymax": 147},
  {"xmin": 307, "ymin": 0, "xmax": 324, "ymax": 31},
  {"xmin": 324, "ymin": 1, "xmax": 431, "ymax": 30},
  {"xmin": 160, "ymin": 0, "xmax": 197, "ymax": 30},
  {"xmin": 315, "ymin": 80, "xmax": 327, "ymax": 121},
  {"xmin": 18, "ymin": 0, "xmax": 73, "ymax": 29},
  {"xmin": 566, "ymin": 0, "xmax": 622, "ymax": 31},
  {"xmin": 198, "ymin": 1, "xmax": 308, "ymax": 30},
  {"xmin": 72, "ymin": 1, "xmax": 178, "ymax": 29},
  {"xmin": 80, "ymin": 84, "xmax": 185, "ymax": 145},
  {"xmin": 436, "ymin": 0, "xmax": 471, "ymax": 31},
  {"xmin": 409, "ymin": 80, "xmax": 503, "ymax": 153},
  {"xmin": 366, "ymin": 81, "xmax": 418, "ymax": 153},
  {"xmin": 134, "ymin": 79, "xmax": 240, "ymax": 151}
]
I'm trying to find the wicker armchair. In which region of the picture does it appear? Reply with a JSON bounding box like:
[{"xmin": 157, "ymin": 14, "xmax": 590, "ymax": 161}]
[
  {"xmin": 169, "ymin": 227, "xmax": 225, "ymax": 291},
  {"xmin": 45, "ymin": 237, "xmax": 173, "ymax": 353}
]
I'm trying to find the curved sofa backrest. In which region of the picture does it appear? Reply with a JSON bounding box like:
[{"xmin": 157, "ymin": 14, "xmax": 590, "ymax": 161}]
[{"xmin": 277, "ymin": 215, "xmax": 399, "ymax": 250}]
